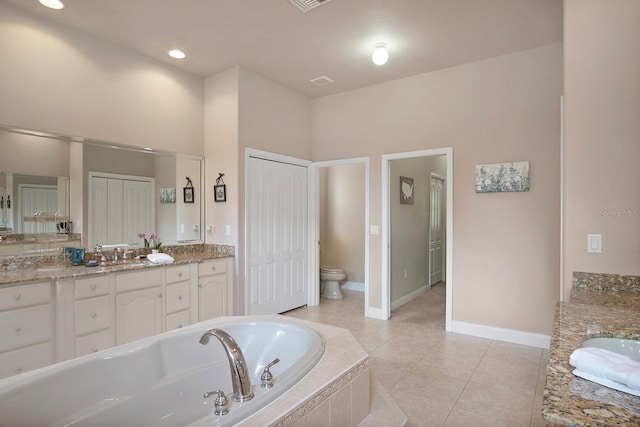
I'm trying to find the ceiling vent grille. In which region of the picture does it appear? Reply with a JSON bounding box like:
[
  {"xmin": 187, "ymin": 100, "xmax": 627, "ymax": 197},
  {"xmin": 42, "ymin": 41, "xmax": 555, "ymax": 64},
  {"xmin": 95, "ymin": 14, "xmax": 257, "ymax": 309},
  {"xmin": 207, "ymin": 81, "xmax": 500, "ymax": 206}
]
[
  {"xmin": 310, "ymin": 76, "xmax": 335, "ymax": 86},
  {"xmin": 288, "ymin": 0, "xmax": 332, "ymax": 13}
]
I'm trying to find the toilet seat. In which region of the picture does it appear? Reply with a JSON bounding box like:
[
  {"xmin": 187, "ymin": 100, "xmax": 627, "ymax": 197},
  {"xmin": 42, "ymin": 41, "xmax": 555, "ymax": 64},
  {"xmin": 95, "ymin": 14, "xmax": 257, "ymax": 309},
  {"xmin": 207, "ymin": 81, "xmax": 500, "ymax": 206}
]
[{"xmin": 320, "ymin": 266, "xmax": 345, "ymax": 274}]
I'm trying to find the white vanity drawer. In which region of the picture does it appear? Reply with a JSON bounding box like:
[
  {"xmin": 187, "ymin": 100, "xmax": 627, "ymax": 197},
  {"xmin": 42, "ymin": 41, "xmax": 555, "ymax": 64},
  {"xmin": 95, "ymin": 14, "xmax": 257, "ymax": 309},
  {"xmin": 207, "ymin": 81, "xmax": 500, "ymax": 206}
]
[
  {"xmin": 166, "ymin": 282, "xmax": 190, "ymax": 314},
  {"xmin": 0, "ymin": 304, "xmax": 52, "ymax": 352},
  {"xmin": 199, "ymin": 259, "xmax": 227, "ymax": 277},
  {"xmin": 166, "ymin": 309, "xmax": 190, "ymax": 331},
  {"xmin": 115, "ymin": 269, "xmax": 162, "ymax": 293},
  {"xmin": 75, "ymin": 276, "xmax": 110, "ymax": 300},
  {"xmin": 75, "ymin": 295, "xmax": 110, "ymax": 336},
  {"xmin": 166, "ymin": 265, "xmax": 190, "ymax": 284},
  {"xmin": 75, "ymin": 330, "xmax": 111, "ymax": 357},
  {"xmin": 0, "ymin": 282, "xmax": 51, "ymax": 311},
  {"xmin": 0, "ymin": 342, "xmax": 53, "ymax": 380}
]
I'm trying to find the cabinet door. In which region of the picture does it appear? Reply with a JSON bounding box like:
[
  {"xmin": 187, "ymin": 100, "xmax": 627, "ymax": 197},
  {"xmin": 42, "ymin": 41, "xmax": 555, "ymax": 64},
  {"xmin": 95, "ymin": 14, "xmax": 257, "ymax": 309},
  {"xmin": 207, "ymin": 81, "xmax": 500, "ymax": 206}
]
[
  {"xmin": 115, "ymin": 287, "xmax": 162, "ymax": 345},
  {"xmin": 198, "ymin": 275, "xmax": 226, "ymax": 321}
]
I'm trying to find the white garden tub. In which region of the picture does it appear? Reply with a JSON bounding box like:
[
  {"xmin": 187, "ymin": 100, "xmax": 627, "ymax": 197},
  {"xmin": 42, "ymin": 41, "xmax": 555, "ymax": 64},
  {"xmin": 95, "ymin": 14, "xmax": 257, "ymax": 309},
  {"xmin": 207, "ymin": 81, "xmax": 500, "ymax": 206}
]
[{"xmin": 0, "ymin": 317, "xmax": 325, "ymax": 426}]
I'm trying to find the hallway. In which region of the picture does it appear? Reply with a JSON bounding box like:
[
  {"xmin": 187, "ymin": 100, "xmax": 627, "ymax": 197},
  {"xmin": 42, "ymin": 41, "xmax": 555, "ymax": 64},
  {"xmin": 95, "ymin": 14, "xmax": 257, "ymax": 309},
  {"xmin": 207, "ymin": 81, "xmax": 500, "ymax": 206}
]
[{"xmin": 284, "ymin": 285, "xmax": 548, "ymax": 426}]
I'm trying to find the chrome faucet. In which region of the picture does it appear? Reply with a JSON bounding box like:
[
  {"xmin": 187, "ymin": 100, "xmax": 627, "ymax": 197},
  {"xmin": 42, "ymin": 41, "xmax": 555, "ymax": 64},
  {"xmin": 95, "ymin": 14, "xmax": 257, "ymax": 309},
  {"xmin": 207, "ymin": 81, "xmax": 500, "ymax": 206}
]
[
  {"xmin": 199, "ymin": 329, "xmax": 254, "ymax": 402},
  {"xmin": 112, "ymin": 246, "xmax": 123, "ymax": 262}
]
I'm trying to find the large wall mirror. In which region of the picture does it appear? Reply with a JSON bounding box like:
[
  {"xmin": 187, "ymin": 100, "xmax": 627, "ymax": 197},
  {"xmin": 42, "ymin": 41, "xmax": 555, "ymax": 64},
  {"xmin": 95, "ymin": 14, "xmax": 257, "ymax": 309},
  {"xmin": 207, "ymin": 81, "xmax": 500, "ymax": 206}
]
[{"xmin": 0, "ymin": 124, "xmax": 203, "ymax": 255}]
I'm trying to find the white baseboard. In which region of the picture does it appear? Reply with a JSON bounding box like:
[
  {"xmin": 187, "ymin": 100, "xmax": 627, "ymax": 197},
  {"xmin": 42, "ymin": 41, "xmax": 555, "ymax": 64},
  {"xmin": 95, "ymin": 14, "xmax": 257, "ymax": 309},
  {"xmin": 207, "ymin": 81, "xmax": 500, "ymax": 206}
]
[
  {"xmin": 342, "ymin": 281, "xmax": 364, "ymax": 292},
  {"xmin": 366, "ymin": 306, "xmax": 388, "ymax": 320},
  {"xmin": 390, "ymin": 284, "xmax": 430, "ymax": 311},
  {"xmin": 451, "ymin": 320, "xmax": 550, "ymax": 349}
]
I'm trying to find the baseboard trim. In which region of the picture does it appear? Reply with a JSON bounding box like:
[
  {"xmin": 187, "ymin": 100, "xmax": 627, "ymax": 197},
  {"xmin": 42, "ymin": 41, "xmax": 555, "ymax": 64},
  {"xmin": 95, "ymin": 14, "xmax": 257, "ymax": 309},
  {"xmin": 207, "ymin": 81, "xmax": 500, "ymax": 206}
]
[
  {"xmin": 451, "ymin": 320, "xmax": 551, "ymax": 349},
  {"xmin": 342, "ymin": 281, "xmax": 364, "ymax": 292},
  {"xmin": 366, "ymin": 307, "xmax": 388, "ymax": 320},
  {"xmin": 390, "ymin": 284, "xmax": 430, "ymax": 311}
]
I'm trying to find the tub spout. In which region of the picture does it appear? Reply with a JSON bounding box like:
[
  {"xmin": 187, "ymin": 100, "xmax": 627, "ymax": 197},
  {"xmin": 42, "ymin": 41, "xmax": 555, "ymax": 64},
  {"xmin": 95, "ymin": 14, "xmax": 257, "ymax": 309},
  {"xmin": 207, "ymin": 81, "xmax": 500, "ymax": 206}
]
[{"xmin": 199, "ymin": 328, "xmax": 254, "ymax": 402}]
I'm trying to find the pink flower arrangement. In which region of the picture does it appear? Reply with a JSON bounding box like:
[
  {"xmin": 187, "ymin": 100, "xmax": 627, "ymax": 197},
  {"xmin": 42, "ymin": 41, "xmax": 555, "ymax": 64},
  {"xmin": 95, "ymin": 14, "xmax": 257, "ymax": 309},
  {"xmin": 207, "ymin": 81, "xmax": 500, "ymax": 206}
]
[{"xmin": 138, "ymin": 232, "xmax": 161, "ymax": 250}]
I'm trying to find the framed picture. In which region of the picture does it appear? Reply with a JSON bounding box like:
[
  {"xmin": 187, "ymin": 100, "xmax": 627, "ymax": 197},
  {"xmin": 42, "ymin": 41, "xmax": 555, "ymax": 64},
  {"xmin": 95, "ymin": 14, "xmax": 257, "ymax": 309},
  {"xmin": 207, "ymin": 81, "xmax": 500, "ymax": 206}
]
[
  {"xmin": 160, "ymin": 188, "xmax": 176, "ymax": 204},
  {"xmin": 183, "ymin": 186, "xmax": 194, "ymax": 203},
  {"xmin": 400, "ymin": 176, "xmax": 414, "ymax": 204},
  {"xmin": 214, "ymin": 184, "xmax": 226, "ymax": 202},
  {"xmin": 475, "ymin": 161, "xmax": 530, "ymax": 193}
]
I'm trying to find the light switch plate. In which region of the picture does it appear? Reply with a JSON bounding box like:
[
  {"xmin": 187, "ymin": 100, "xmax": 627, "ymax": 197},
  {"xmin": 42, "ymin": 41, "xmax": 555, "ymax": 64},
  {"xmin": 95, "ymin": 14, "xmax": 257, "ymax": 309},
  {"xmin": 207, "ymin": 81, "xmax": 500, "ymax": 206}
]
[
  {"xmin": 370, "ymin": 225, "xmax": 379, "ymax": 235},
  {"xmin": 587, "ymin": 234, "xmax": 602, "ymax": 254}
]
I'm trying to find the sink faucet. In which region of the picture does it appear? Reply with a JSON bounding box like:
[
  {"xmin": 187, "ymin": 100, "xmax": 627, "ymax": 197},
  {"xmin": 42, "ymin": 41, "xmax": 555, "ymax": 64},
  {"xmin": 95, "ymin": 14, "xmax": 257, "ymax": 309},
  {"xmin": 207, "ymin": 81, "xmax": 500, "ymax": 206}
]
[
  {"xmin": 112, "ymin": 246, "xmax": 123, "ymax": 262},
  {"xmin": 199, "ymin": 329, "xmax": 254, "ymax": 402}
]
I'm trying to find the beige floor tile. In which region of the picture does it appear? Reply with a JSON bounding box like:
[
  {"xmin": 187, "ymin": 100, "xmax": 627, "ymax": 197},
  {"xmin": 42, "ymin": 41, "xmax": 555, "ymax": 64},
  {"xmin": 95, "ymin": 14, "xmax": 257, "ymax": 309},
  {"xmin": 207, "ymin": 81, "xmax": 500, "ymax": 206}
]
[{"xmin": 284, "ymin": 286, "xmax": 547, "ymax": 427}]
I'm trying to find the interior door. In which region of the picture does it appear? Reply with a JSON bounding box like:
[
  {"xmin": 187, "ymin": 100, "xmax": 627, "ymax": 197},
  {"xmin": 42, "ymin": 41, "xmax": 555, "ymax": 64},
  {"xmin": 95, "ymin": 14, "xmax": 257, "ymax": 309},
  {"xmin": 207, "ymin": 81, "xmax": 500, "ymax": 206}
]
[
  {"xmin": 429, "ymin": 175, "xmax": 444, "ymax": 286},
  {"xmin": 19, "ymin": 185, "xmax": 58, "ymax": 233},
  {"xmin": 247, "ymin": 157, "xmax": 307, "ymax": 315}
]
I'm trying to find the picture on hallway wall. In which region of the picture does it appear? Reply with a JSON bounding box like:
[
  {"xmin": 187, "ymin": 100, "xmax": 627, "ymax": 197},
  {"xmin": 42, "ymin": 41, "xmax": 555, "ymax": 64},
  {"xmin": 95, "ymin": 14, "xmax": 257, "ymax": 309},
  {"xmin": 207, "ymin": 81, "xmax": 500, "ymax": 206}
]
[
  {"xmin": 160, "ymin": 188, "xmax": 176, "ymax": 203},
  {"xmin": 475, "ymin": 161, "xmax": 529, "ymax": 193},
  {"xmin": 400, "ymin": 176, "xmax": 414, "ymax": 204}
]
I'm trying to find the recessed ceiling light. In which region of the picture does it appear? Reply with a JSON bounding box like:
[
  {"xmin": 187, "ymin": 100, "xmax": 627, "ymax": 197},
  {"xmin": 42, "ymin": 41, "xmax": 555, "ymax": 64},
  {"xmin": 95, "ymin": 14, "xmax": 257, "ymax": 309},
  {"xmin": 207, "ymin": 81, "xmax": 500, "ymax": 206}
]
[
  {"xmin": 39, "ymin": 0, "xmax": 64, "ymax": 10},
  {"xmin": 168, "ymin": 50, "xmax": 186, "ymax": 59}
]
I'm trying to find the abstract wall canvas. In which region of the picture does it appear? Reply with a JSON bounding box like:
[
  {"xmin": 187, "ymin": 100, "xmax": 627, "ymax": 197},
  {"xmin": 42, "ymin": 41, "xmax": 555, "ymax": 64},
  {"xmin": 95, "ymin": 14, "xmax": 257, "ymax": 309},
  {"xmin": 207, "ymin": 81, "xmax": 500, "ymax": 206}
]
[
  {"xmin": 475, "ymin": 161, "xmax": 529, "ymax": 193},
  {"xmin": 160, "ymin": 187, "xmax": 176, "ymax": 203}
]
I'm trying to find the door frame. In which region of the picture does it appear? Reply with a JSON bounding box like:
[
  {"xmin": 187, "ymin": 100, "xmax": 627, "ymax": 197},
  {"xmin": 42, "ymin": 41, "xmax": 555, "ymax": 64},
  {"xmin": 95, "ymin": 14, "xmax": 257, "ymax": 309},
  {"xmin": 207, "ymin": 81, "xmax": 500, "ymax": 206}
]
[
  {"xmin": 310, "ymin": 157, "xmax": 370, "ymax": 311},
  {"xmin": 381, "ymin": 148, "xmax": 453, "ymax": 331},
  {"xmin": 428, "ymin": 173, "xmax": 446, "ymax": 287}
]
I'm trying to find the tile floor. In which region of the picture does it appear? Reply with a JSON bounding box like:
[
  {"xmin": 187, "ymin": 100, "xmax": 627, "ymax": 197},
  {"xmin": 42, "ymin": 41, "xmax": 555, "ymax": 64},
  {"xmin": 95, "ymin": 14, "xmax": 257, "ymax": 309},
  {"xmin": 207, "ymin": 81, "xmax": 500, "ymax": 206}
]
[{"xmin": 284, "ymin": 283, "xmax": 549, "ymax": 427}]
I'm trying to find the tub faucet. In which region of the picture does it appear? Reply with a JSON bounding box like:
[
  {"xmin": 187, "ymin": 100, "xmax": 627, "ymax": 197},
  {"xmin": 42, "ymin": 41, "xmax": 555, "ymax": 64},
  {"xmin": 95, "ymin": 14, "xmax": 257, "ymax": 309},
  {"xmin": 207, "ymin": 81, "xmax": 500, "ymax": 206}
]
[{"xmin": 199, "ymin": 329, "xmax": 254, "ymax": 402}]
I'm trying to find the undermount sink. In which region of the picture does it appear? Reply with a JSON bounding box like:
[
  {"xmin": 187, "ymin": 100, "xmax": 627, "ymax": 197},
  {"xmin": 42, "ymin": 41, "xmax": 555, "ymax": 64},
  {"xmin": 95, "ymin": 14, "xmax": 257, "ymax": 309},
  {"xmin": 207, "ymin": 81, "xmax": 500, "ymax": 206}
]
[{"xmin": 582, "ymin": 337, "xmax": 640, "ymax": 362}]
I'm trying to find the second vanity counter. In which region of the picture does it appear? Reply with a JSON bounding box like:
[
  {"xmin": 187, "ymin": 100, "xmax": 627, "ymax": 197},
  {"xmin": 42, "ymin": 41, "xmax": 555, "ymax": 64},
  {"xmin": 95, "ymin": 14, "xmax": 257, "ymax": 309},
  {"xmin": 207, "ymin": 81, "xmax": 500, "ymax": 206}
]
[{"xmin": 543, "ymin": 273, "xmax": 640, "ymax": 426}]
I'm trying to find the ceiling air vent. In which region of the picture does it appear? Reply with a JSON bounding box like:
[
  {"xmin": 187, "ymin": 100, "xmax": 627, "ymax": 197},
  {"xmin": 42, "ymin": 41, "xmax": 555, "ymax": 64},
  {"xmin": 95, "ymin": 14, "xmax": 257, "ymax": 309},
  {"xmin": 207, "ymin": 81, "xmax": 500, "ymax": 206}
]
[
  {"xmin": 310, "ymin": 76, "xmax": 335, "ymax": 86},
  {"xmin": 288, "ymin": 0, "xmax": 333, "ymax": 13}
]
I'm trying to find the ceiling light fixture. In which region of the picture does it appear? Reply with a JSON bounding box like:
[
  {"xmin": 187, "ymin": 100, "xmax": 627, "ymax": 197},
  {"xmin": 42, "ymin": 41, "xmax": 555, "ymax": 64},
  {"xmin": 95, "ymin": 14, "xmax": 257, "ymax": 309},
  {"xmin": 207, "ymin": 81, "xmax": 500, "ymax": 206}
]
[
  {"xmin": 168, "ymin": 49, "xmax": 186, "ymax": 59},
  {"xmin": 39, "ymin": 0, "xmax": 64, "ymax": 9},
  {"xmin": 372, "ymin": 43, "xmax": 389, "ymax": 66}
]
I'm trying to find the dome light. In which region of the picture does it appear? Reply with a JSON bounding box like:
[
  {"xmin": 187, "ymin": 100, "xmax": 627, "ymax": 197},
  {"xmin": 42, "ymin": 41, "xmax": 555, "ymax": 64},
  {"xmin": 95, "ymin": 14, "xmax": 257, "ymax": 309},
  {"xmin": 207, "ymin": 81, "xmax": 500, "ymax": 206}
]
[
  {"xmin": 372, "ymin": 44, "xmax": 388, "ymax": 66},
  {"xmin": 168, "ymin": 50, "xmax": 186, "ymax": 59},
  {"xmin": 39, "ymin": 0, "xmax": 64, "ymax": 9}
]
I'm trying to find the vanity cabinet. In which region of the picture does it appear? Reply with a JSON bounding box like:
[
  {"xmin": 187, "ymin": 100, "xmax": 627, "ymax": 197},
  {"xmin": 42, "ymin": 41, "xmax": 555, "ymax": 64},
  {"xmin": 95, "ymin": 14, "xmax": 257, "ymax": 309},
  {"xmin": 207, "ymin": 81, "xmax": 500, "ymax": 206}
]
[
  {"xmin": 74, "ymin": 276, "xmax": 112, "ymax": 357},
  {"xmin": 0, "ymin": 281, "xmax": 54, "ymax": 379},
  {"xmin": 115, "ymin": 269, "xmax": 163, "ymax": 345},
  {"xmin": 165, "ymin": 264, "xmax": 194, "ymax": 331},
  {"xmin": 1, "ymin": 256, "xmax": 232, "ymax": 377},
  {"xmin": 198, "ymin": 258, "xmax": 232, "ymax": 321}
]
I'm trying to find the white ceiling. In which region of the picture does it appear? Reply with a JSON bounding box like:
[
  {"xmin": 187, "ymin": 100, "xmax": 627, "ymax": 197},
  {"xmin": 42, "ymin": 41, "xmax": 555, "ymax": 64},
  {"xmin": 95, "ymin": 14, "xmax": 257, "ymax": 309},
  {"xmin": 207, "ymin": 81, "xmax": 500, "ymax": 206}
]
[{"xmin": 3, "ymin": 0, "xmax": 563, "ymax": 98}]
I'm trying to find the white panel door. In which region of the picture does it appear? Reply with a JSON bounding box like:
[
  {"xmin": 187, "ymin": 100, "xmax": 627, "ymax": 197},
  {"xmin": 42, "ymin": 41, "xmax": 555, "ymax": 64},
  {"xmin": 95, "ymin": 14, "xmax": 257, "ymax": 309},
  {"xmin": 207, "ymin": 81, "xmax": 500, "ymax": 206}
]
[
  {"xmin": 106, "ymin": 178, "xmax": 123, "ymax": 245},
  {"xmin": 90, "ymin": 177, "xmax": 109, "ymax": 247},
  {"xmin": 248, "ymin": 157, "xmax": 307, "ymax": 315},
  {"xmin": 90, "ymin": 174, "xmax": 154, "ymax": 247},
  {"xmin": 123, "ymin": 180, "xmax": 153, "ymax": 244},
  {"xmin": 19, "ymin": 185, "xmax": 58, "ymax": 233},
  {"xmin": 429, "ymin": 175, "xmax": 444, "ymax": 286}
]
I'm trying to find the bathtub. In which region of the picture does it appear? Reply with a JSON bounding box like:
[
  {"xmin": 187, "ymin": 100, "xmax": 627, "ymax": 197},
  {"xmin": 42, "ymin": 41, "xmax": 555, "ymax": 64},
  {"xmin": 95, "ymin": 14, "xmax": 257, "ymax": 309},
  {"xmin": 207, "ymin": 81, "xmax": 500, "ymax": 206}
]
[{"xmin": 0, "ymin": 317, "xmax": 325, "ymax": 427}]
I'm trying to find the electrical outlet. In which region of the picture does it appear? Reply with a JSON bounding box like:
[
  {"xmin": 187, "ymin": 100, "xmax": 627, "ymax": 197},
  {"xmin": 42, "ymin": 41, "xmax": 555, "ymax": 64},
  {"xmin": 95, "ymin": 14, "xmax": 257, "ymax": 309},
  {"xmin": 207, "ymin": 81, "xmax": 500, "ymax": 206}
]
[
  {"xmin": 404, "ymin": 270, "xmax": 408, "ymax": 279},
  {"xmin": 193, "ymin": 224, "xmax": 199, "ymax": 232},
  {"xmin": 225, "ymin": 225, "xmax": 231, "ymax": 236}
]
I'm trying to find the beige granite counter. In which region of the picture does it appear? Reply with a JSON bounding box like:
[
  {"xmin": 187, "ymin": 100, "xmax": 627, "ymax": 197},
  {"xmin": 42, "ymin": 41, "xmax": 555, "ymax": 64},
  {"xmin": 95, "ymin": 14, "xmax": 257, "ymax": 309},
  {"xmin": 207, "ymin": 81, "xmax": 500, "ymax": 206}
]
[
  {"xmin": 542, "ymin": 272, "xmax": 640, "ymax": 426},
  {"xmin": 0, "ymin": 243, "xmax": 234, "ymax": 286}
]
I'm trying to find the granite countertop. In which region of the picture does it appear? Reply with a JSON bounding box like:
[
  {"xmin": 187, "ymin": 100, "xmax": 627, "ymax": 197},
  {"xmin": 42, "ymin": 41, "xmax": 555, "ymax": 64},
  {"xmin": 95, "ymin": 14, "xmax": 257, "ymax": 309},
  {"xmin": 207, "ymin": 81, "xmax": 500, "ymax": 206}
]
[
  {"xmin": 0, "ymin": 244, "xmax": 234, "ymax": 287},
  {"xmin": 543, "ymin": 273, "xmax": 640, "ymax": 426}
]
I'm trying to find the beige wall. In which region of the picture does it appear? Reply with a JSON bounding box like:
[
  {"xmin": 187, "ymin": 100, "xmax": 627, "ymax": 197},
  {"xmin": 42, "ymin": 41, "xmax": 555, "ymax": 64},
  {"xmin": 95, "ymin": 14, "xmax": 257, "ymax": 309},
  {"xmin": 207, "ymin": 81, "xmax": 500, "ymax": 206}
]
[
  {"xmin": 0, "ymin": 131, "xmax": 69, "ymax": 177},
  {"xmin": 320, "ymin": 163, "xmax": 366, "ymax": 283},
  {"xmin": 311, "ymin": 43, "xmax": 562, "ymax": 335},
  {"xmin": 0, "ymin": 3, "xmax": 204, "ymax": 156},
  {"xmin": 204, "ymin": 66, "xmax": 311, "ymax": 314},
  {"xmin": 390, "ymin": 156, "xmax": 447, "ymax": 303},
  {"xmin": 563, "ymin": 0, "xmax": 640, "ymax": 300}
]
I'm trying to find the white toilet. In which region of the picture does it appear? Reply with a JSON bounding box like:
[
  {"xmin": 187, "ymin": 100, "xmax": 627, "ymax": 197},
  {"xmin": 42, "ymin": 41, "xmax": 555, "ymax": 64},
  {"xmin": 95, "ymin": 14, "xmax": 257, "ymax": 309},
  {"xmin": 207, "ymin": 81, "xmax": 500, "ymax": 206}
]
[{"xmin": 320, "ymin": 266, "xmax": 347, "ymax": 299}]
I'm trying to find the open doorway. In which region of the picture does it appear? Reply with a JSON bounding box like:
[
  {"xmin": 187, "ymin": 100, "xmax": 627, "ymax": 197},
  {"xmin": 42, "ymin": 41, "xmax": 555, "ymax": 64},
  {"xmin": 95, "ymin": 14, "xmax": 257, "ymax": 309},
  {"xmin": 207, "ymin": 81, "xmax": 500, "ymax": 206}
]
[
  {"xmin": 312, "ymin": 158, "xmax": 369, "ymax": 313},
  {"xmin": 382, "ymin": 148, "xmax": 453, "ymax": 331}
]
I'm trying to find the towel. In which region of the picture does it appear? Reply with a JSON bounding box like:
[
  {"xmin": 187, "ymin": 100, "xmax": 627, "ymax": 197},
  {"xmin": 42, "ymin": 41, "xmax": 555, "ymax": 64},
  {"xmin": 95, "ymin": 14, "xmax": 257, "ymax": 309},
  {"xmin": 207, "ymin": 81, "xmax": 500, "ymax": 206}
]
[
  {"xmin": 569, "ymin": 347, "xmax": 640, "ymax": 392},
  {"xmin": 146, "ymin": 252, "xmax": 175, "ymax": 265}
]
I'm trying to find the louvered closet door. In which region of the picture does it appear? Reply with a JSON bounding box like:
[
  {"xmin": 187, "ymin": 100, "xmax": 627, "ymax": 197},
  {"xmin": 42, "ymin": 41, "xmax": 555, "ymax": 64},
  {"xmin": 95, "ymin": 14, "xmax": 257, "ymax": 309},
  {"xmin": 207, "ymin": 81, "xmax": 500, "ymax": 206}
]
[
  {"xmin": 122, "ymin": 180, "xmax": 153, "ymax": 244},
  {"xmin": 248, "ymin": 157, "xmax": 307, "ymax": 315}
]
